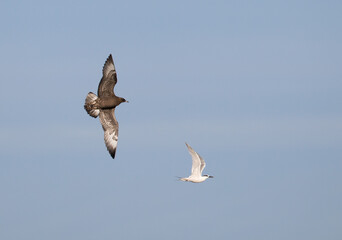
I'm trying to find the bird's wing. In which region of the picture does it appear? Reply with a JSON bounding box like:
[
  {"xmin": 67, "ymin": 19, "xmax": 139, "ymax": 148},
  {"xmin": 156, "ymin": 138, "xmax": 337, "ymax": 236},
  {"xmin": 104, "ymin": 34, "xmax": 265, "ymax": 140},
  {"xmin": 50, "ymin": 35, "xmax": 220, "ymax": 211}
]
[
  {"xmin": 97, "ymin": 54, "xmax": 118, "ymax": 98},
  {"xmin": 186, "ymin": 143, "xmax": 202, "ymax": 177},
  {"xmin": 197, "ymin": 153, "xmax": 206, "ymax": 174},
  {"xmin": 99, "ymin": 108, "xmax": 119, "ymax": 158}
]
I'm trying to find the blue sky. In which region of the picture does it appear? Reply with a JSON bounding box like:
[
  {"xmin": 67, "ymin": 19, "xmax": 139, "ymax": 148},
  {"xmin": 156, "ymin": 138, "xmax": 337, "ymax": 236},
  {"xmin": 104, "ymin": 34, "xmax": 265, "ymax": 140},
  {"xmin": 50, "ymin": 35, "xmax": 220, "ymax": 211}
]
[{"xmin": 1, "ymin": 0, "xmax": 341, "ymax": 239}]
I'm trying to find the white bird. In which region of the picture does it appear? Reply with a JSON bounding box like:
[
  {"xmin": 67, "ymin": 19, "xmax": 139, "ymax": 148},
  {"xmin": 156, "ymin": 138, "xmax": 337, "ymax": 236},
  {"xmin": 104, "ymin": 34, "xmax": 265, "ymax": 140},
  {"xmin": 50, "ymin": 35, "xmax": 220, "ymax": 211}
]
[{"xmin": 179, "ymin": 143, "xmax": 214, "ymax": 183}]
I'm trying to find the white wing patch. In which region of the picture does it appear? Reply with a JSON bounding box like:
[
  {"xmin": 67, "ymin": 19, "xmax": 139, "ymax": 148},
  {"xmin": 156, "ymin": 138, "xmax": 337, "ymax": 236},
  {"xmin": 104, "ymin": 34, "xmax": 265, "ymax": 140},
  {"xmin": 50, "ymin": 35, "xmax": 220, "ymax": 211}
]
[
  {"xmin": 99, "ymin": 108, "xmax": 119, "ymax": 158},
  {"xmin": 104, "ymin": 130, "xmax": 118, "ymax": 152}
]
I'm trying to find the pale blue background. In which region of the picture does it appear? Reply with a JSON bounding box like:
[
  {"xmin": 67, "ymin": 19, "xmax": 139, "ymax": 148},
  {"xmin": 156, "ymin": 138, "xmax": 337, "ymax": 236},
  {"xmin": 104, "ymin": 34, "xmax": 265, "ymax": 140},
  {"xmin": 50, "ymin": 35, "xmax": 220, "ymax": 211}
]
[{"xmin": 1, "ymin": 1, "xmax": 341, "ymax": 239}]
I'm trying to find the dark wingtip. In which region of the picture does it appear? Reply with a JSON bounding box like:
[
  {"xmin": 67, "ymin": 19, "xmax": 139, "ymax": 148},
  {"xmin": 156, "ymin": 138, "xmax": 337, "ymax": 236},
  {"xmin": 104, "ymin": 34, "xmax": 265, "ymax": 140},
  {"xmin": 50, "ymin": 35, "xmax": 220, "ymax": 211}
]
[
  {"xmin": 107, "ymin": 54, "xmax": 113, "ymax": 63},
  {"xmin": 103, "ymin": 54, "xmax": 114, "ymax": 67},
  {"xmin": 185, "ymin": 142, "xmax": 191, "ymax": 149},
  {"xmin": 102, "ymin": 54, "xmax": 115, "ymax": 77},
  {"xmin": 109, "ymin": 150, "xmax": 116, "ymax": 159}
]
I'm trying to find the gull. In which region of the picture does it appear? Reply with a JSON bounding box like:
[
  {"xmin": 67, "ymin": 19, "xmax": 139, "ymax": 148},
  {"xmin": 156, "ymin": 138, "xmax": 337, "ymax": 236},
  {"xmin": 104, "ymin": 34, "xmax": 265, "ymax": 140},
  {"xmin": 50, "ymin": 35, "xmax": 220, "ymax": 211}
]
[
  {"xmin": 179, "ymin": 143, "xmax": 214, "ymax": 183},
  {"xmin": 84, "ymin": 54, "xmax": 128, "ymax": 159}
]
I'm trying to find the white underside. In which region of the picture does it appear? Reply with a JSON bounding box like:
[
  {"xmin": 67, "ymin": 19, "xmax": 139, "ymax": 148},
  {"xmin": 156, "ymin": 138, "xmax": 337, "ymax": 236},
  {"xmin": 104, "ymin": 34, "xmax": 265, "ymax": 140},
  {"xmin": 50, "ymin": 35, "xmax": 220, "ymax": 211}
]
[{"xmin": 180, "ymin": 176, "xmax": 209, "ymax": 183}]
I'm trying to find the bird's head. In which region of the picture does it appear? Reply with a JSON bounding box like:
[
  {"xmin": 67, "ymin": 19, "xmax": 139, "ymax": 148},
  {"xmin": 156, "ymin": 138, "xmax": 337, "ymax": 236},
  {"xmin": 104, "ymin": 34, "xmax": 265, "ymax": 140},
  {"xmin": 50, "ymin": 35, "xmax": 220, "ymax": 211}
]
[
  {"xmin": 203, "ymin": 174, "xmax": 214, "ymax": 179},
  {"xmin": 120, "ymin": 98, "xmax": 129, "ymax": 103}
]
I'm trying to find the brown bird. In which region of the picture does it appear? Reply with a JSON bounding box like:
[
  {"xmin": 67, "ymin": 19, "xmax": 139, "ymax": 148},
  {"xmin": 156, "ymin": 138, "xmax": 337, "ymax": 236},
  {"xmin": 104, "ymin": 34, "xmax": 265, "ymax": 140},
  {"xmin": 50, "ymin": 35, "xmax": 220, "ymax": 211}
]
[{"xmin": 84, "ymin": 54, "xmax": 128, "ymax": 158}]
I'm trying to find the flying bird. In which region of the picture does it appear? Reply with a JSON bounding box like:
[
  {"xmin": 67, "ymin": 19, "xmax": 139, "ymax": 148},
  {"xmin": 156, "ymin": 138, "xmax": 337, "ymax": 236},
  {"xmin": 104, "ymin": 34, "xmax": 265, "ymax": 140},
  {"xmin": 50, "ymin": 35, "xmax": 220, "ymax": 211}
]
[
  {"xmin": 84, "ymin": 54, "xmax": 128, "ymax": 158},
  {"xmin": 179, "ymin": 143, "xmax": 214, "ymax": 183}
]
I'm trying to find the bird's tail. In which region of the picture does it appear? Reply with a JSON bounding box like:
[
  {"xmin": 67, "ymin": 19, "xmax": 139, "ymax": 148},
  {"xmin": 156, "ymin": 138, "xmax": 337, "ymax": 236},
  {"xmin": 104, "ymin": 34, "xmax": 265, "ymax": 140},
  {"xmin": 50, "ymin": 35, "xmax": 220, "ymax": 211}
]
[
  {"xmin": 84, "ymin": 92, "xmax": 100, "ymax": 118},
  {"xmin": 176, "ymin": 176, "xmax": 187, "ymax": 182}
]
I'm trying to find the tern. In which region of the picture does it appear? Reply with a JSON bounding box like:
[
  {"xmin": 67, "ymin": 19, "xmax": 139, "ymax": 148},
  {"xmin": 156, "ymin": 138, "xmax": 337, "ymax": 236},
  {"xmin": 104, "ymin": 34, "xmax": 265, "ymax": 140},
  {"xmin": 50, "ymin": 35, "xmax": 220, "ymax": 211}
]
[
  {"xmin": 179, "ymin": 143, "xmax": 214, "ymax": 183},
  {"xmin": 84, "ymin": 54, "xmax": 128, "ymax": 159}
]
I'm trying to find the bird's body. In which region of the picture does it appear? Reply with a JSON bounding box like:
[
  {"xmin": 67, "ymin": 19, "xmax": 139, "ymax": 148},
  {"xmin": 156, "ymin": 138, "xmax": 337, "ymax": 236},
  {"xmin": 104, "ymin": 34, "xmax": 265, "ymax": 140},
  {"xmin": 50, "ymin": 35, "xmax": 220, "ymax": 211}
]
[
  {"xmin": 179, "ymin": 143, "xmax": 213, "ymax": 183},
  {"xmin": 180, "ymin": 175, "xmax": 211, "ymax": 183},
  {"xmin": 86, "ymin": 95, "xmax": 123, "ymax": 109},
  {"xmin": 84, "ymin": 54, "xmax": 128, "ymax": 159}
]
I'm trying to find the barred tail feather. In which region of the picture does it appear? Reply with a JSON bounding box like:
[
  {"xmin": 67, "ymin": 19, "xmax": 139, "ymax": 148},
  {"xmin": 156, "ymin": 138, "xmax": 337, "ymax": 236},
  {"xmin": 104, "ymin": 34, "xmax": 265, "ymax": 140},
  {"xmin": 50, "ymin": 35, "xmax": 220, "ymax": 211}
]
[{"xmin": 84, "ymin": 92, "xmax": 100, "ymax": 118}]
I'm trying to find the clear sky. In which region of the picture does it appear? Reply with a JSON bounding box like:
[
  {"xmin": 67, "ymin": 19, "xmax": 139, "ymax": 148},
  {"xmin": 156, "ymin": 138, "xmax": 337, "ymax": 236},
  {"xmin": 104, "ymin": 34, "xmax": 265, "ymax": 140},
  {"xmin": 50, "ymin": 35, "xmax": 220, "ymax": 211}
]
[{"xmin": 1, "ymin": 0, "xmax": 341, "ymax": 239}]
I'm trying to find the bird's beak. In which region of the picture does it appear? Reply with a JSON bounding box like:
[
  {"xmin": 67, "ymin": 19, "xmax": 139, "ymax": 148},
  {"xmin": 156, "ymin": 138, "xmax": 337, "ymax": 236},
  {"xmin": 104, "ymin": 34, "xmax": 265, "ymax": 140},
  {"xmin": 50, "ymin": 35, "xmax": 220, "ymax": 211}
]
[
  {"xmin": 125, "ymin": 100, "xmax": 129, "ymax": 103},
  {"xmin": 209, "ymin": 176, "xmax": 214, "ymax": 178}
]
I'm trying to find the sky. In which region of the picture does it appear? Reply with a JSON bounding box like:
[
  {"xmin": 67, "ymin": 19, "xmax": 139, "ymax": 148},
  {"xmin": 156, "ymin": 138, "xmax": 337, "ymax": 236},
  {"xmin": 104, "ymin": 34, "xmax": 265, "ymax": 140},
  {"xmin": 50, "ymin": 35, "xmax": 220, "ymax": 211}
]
[{"xmin": 1, "ymin": 0, "xmax": 341, "ymax": 239}]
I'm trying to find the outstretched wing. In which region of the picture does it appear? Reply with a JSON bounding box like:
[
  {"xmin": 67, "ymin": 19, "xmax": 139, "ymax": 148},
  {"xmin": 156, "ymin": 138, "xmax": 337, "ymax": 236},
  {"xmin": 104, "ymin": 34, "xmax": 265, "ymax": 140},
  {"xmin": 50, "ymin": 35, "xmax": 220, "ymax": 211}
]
[
  {"xmin": 197, "ymin": 153, "xmax": 206, "ymax": 174},
  {"xmin": 97, "ymin": 54, "xmax": 118, "ymax": 98},
  {"xmin": 185, "ymin": 143, "xmax": 202, "ymax": 177},
  {"xmin": 99, "ymin": 108, "xmax": 119, "ymax": 158}
]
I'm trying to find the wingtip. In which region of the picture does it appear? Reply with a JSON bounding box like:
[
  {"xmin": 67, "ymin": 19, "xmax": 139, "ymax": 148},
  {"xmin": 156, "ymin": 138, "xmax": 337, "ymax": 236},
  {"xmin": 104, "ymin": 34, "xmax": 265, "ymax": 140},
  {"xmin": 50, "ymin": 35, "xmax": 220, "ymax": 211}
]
[
  {"xmin": 102, "ymin": 54, "xmax": 116, "ymax": 77},
  {"xmin": 109, "ymin": 149, "xmax": 116, "ymax": 159},
  {"xmin": 108, "ymin": 53, "xmax": 113, "ymax": 61},
  {"xmin": 105, "ymin": 54, "xmax": 114, "ymax": 65}
]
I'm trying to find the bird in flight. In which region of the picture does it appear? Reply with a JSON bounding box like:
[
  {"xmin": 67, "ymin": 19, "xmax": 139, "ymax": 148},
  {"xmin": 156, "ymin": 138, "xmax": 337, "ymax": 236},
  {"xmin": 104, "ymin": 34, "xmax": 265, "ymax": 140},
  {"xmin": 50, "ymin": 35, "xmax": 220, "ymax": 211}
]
[
  {"xmin": 84, "ymin": 54, "xmax": 128, "ymax": 159},
  {"xmin": 179, "ymin": 143, "xmax": 214, "ymax": 183}
]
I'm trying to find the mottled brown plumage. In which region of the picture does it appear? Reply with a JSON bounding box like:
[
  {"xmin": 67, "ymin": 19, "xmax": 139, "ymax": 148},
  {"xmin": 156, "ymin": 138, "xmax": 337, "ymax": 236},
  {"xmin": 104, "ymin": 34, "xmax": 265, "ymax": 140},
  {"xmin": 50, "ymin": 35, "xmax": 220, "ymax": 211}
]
[{"xmin": 84, "ymin": 54, "xmax": 128, "ymax": 159}]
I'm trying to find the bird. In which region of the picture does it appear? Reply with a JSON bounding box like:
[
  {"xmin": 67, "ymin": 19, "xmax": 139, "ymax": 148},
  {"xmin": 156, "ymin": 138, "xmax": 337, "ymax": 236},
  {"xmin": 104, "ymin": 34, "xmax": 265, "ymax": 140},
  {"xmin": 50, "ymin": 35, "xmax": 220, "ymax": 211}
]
[
  {"xmin": 179, "ymin": 143, "xmax": 214, "ymax": 183},
  {"xmin": 84, "ymin": 54, "xmax": 128, "ymax": 159}
]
